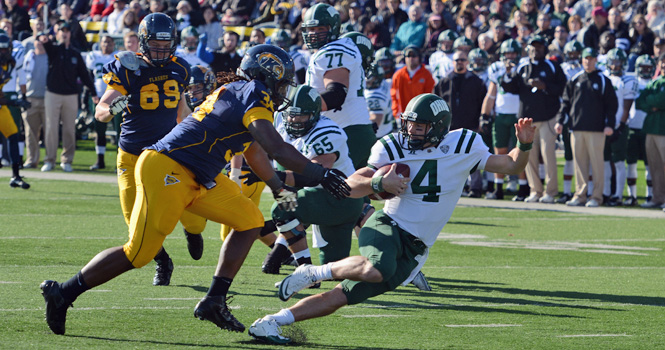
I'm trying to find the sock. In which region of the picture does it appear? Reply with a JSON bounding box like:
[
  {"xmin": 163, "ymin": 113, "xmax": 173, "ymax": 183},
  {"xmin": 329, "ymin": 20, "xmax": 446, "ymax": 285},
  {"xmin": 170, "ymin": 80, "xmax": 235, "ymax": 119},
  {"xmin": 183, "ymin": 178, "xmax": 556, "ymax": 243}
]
[
  {"xmin": 311, "ymin": 263, "xmax": 333, "ymax": 281},
  {"xmin": 494, "ymin": 178, "xmax": 503, "ymax": 194},
  {"xmin": 59, "ymin": 271, "xmax": 90, "ymax": 302},
  {"xmin": 646, "ymin": 165, "xmax": 653, "ymax": 198},
  {"xmin": 539, "ymin": 163, "xmax": 545, "ymax": 183},
  {"xmin": 614, "ymin": 161, "xmax": 626, "ymax": 198},
  {"xmin": 95, "ymin": 145, "xmax": 106, "ymax": 155},
  {"xmin": 269, "ymin": 308, "xmax": 295, "ymax": 326},
  {"xmin": 153, "ymin": 248, "xmax": 170, "ymax": 264},
  {"xmin": 274, "ymin": 235, "xmax": 288, "ymax": 247},
  {"xmin": 603, "ymin": 161, "xmax": 612, "ymax": 196},
  {"xmin": 627, "ymin": 163, "xmax": 637, "ymax": 198},
  {"xmin": 293, "ymin": 249, "xmax": 312, "ymax": 265},
  {"xmin": 207, "ymin": 276, "xmax": 232, "ymax": 297},
  {"xmin": 18, "ymin": 141, "xmax": 24, "ymax": 156},
  {"xmin": 12, "ymin": 163, "xmax": 19, "ymax": 177}
]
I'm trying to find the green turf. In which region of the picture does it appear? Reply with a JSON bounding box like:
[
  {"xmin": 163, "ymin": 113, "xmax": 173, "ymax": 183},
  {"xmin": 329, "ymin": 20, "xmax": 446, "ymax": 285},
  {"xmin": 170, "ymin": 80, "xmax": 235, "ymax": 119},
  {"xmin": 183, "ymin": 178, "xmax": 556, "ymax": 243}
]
[{"xmin": 1, "ymin": 143, "xmax": 663, "ymax": 349}]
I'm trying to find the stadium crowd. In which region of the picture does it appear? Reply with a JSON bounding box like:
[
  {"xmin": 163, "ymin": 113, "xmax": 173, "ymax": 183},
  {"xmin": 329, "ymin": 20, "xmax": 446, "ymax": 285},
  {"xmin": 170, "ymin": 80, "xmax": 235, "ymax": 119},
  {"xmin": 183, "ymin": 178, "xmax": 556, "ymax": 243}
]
[{"xmin": 2, "ymin": 0, "xmax": 665, "ymax": 209}]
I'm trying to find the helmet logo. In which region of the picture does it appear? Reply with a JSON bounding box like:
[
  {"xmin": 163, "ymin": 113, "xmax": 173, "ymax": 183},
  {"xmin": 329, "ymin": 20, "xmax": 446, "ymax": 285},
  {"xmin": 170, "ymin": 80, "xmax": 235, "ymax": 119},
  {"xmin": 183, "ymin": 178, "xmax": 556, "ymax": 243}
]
[
  {"xmin": 327, "ymin": 6, "xmax": 338, "ymax": 17},
  {"xmin": 430, "ymin": 99, "xmax": 449, "ymax": 115},
  {"xmin": 257, "ymin": 52, "xmax": 285, "ymax": 80},
  {"xmin": 355, "ymin": 35, "xmax": 372, "ymax": 50},
  {"xmin": 156, "ymin": 32, "xmax": 171, "ymax": 40},
  {"xmin": 307, "ymin": 87, "xmax": 318, "ymax": 101}
]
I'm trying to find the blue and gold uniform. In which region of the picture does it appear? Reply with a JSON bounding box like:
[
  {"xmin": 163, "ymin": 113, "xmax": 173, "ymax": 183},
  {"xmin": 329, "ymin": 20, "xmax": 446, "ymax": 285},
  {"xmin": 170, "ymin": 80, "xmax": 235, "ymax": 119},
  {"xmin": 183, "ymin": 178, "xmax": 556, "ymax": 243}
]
[
  {"xmin": 0, "ymin": 62, "xmax": 18, "ymax": 139},
  {"xmin": 123, "ymin": 79, "xmax": 273, "ymax": 267},
  {"xmin": 102, "ymin": 52, "xmax": 194, "ymax": 226}
]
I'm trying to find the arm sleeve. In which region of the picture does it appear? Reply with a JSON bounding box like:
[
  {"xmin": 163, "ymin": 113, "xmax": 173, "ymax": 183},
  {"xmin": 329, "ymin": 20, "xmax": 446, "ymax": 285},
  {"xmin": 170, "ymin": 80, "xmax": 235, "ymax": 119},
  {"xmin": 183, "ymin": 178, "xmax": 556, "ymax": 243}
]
[{"xmin": 196, "ymin": 38, "xmax": 214, "ymax": 64}]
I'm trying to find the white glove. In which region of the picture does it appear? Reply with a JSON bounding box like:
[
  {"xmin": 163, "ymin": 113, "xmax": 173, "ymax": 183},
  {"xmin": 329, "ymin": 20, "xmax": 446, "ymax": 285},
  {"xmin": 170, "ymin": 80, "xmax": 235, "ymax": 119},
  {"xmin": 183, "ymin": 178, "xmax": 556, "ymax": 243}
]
[
  {"xmin": 109, "ymin": 95, "xmax": 129, "ymax": 115},
  {"xmin": 273, "ymin": 185, "xmax": 298, "ymax": 212},
  {"xmin": 229, "ymin": 168, "xmax": 242, "ymax": 189}
]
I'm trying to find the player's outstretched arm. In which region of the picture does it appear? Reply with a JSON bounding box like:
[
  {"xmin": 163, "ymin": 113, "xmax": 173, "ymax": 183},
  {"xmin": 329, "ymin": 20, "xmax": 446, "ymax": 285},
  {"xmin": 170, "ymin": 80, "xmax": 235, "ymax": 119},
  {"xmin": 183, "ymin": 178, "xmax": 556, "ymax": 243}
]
[
  {"xmin": 484, "ymin": 118, "xmax": 536, "ymax": 175},
  {"xmin": 347, "ymin": 164, "xmax": 410, "ymax": 198}
]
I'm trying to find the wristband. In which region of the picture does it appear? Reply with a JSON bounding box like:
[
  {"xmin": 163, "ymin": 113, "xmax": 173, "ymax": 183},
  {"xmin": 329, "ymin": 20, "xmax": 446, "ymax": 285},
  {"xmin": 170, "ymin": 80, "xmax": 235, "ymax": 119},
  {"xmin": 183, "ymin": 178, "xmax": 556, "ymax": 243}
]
[
  {"xmin": 229, "ymin": 168, "xmax": 241, "ymax": 180},
  {"xmin": 371, "ymin": 176, "xmax": 384, "ymax": 193},
  {"xmin": 517, "ymin": 141, "xmax": 532, "ymax": 152}
]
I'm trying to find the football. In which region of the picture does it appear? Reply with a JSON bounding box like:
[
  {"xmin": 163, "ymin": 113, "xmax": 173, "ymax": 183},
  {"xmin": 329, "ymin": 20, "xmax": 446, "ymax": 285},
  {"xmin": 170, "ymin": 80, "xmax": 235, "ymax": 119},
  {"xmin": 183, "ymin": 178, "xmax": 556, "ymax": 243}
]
[{"xmin": 368, "ymin": 163, "xmax": 410, "ymax": 200}]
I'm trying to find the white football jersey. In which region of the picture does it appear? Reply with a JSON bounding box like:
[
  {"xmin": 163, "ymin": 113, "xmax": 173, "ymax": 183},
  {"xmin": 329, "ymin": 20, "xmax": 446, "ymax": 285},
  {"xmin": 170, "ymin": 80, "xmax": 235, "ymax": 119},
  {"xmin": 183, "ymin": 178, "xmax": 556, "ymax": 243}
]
[
  {"xmin": 369, "ymin": 128, "xmax": 490, "ymax": 248},
  {"xmin": 364, "ymin": 80, "xmax": 394, "ymax": 138},
  {"xmin": 2, "ymin": 40, "xmax": 25, "ymax": 93},
  {"xmin": 86, "ymin": 50, "xmax": 117, "ymax": 97},
  {"xmin": 606, "ymin": 73, "xmax": 639, "ymax": 128},
  {"xmin": 290, "ymin": 50, "xmax": 308, "ymax": 84},
  {"xmin": 475, "ymin": 69, "xmax": 489, "ymax": 88},
  {"xmin": 275, "ymin": 114, "xmax": 355, "ymax": 177},
  {"xmin": 561, "ymin": 61, "xmax": 583, "ymax": 80},
  {"xmin": 428, "ymin": 50, "xmax": 453, "ymax": 83},
  {"xmin": 487, "ymin": 61, "xmax": 519, "ymax": 115},
  {"xmin": 175, "ymin": 49, "xmax": 209, "ymax": 69},
  {"xmin": 305, "ymin": 37, "xmax": 371, "ymax": 128},
  {"xmin": 628, "ymin": 75, "xmax": 650, "ymax": 129}
]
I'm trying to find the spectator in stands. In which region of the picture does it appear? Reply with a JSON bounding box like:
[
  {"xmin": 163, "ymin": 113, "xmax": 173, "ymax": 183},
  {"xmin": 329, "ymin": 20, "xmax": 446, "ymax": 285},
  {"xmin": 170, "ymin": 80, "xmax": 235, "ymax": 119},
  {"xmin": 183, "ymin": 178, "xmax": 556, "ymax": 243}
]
[
  {"xmin": 423, "ymin": 14, "xmax": 445, "ymax": 54},
  {"xmin": 430, "ymin": 0, "xmax": 454, "ymax": 30},
  {"xmin": 551, "ymin": 0, "xmax": 570, "ymax": 29},
  {"xmin": 59, "ymin": 3, "xmax": 87, "ymax": 51},
  {"xmin": 464, "ymin": 24, "xmax": 479, "ymax": 46},
  {"xmin": 36, "ymin": 20, "xmax": 96, "ymax": 173},
  {"xmin": 390, "ymin": 46, "xmax": 435, "ymax": 119},
  {"xmin": 198, "ymin": 5, "xmax": 223, "ymax": 52},
  {"xmin": 149, "ymin": 0, "xmax": 165, "ymax": 14},
  {"xmin": 478, "ymin": 32, "xmax": 493, "ymax": 52},
  {"xmin": 516, "ymin": 23, "xmax": 534, "ymax": 55},
  {"xmin": 107, "ymin": 0, "xmax": 128, "ymax": 35},
  {"xmin": 90, "ymin": 0, "xmax": 109, "ymax": 21},
  {"xmin": 175, "ymin": 0, "xmax": 201, "ymax": 31},
  {"xmin": 583, "ymin": 6, "xmax": 609, "ymax": 50},
  {"xmin": 549, "ymin": 25, "xmax": 568, "ymax": 57},
  {"xmin": 383, "ymin": 0, "xmax": 408, "ymax": 39},
  {"xmin": 475, "ymin": 6, "xmax": 491, "ymax": 34},
  {"xmin": 455, "ymin": 10, "xmax": 473, "ymax": 33},
  {"xmin": 646, "ymin": 0, "xmax": 665, "ymax": 38},
  {"xmin": 122, "ymin": 30, "xmax": 138, "ymax": 52},
  {"xmin": 343, "ymin": 2, "xmax": 366, "ymax": 33},
  {"xmin": 435, "ymin": 50, "xmax": 487, "ymax": 197},
  {"xmin": 365, "ymin": 15, "xmax": 391, "ymax": 49},
  {"xmin": 119, "ymin": 7, "xmax": 140, "ymax": 33},
  {"xmin": 22, "ymin": 35, "xmax": 48, "ymax": 169},
  {"xmin": 635, "ymin": 54, "xmax": 665, "ymax": 209},
  {"xmin": 177, "ymin": 26, "xmax": 208, "ymax": 68},
  {"xmin": 221, "ymin": 0, "xmax": 255, "ymax": 25},
  {"xmin": 128, "ymin": 0, "xmax": 147, "ymax": 21},
  {"xmin": 197, "ymin": 30, "xmax": 241, "ymax": 75},
  {"xmin": 608, "ymin": 8, "xmax": 630, "ymax": 52},
  {"xmin": 535, "ymin": 12, "xmax": 555, "ymax": 44},
  {"xmin": 628, "ymin": 14, "xmax": 655, "ymax": 70},
  {"xmin": 4, "ymin": 0, "xmax": 29, "ymax": 40},
  {"xmin": 280, "ymin": 0, "xmax": 308, "ymax": 30},
  {"xmin": 487, "ymin": 20, "xmax": 509, "ymax": 61},
  {"xmin": 556, "ymin": 48, "xmax": 617, "ymax": 207},
  {"xmin": 501, "ymin": 36, "xmax": 567, "ymax": 203},
  {"xmin": 390, "ymin": 5, "xmax": 426, "ymax": 57},
  {"xmin": 568, "ymin": 15, "xmax": 584, "ymax": 43},
  {"xmin": 522, "ymin": 0, "xmax": 539, "ymax": 27}
]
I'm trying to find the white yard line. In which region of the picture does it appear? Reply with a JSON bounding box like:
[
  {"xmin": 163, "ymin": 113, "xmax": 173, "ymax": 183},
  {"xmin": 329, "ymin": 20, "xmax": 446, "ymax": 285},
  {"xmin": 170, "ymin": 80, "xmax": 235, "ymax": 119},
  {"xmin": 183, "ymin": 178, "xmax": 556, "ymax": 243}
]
[
  {"xmin": 558, "ymin": 334, "xmax": 631, "ymax": 338},
  {"xmin": 445, "ymin": 324, "xmax": 522, "ymax": 328}
]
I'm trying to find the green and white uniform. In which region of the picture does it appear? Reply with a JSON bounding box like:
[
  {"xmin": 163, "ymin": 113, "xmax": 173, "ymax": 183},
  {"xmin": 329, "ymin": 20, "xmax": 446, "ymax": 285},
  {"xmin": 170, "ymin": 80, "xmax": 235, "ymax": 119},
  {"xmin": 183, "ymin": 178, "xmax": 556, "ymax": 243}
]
[
  {"xmin": 364, "ymin": 80, "xmax": 394, "ymax": 138},
  {"xmin": 341, "ymin": 128, "xmax": 491, "ymax": 304},
  {"xmin": 488, "ymin": 61, "xmax": 519, "ymax": 148}
]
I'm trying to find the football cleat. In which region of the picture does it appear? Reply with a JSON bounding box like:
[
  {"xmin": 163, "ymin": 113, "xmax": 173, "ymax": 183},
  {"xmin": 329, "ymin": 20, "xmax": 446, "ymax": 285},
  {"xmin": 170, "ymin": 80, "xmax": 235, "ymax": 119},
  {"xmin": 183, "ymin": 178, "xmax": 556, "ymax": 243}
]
[
  {"xmin": 153, "ymin": 258, "xmax": 174, "ymax": 286},
  {"xmin": 194, "ymin": 295, "xmax": 245, "ymax": 332},
  {"xmin": 623, "ymin": 196, "xmax": 638, "ymax": 206},
  {"xmin": 40, "ymin": 280, "xmax": 73, "ymax": 335},
  {"xmin": 184, "ymin": 229, "xmax": 204, "ymax": 260},
  {"xmin": 9, "ymin": 176, "xmax": 30, "ymax": 189},
  {"xmin": 276, "ymin": 264, "xmax": 318, "ymax": 301},
  {"xmin": 556, "ymin": 193, "xmax": 573, "ymax": 204},
  {"xmin": 89, "ymin": 162, "xmax": 105, "ymax": 170},
  {"xmin": 410, "ymin": 271, "xmax": 432, "ymax": 291},
  {"xmin": 262, "ymin": 244, "xmax": 292, "ymax": 275},
  {"xmin": 249, "ymin": 317, "xmax": 291, "ymax": 344}
]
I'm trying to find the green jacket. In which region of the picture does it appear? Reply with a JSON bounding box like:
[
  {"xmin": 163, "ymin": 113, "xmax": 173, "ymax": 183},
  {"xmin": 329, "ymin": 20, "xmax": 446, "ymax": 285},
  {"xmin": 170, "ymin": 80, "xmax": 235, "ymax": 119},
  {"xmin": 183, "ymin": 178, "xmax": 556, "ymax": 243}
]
[{"xmin": 635, "ymin": 75, "xmax": 665, "ymax": 135}]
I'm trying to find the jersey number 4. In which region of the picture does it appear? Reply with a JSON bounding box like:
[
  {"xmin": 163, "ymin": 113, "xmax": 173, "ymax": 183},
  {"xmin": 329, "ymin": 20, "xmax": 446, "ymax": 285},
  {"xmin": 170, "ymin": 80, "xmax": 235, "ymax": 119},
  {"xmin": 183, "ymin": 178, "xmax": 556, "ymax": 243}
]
[
  {"xmin": 140, "ymin": 79, "xmax": 180, "ymax": 110},
  {"xmin": 411, "ymin": 159, "xmax": 441, "ymax": 202}
]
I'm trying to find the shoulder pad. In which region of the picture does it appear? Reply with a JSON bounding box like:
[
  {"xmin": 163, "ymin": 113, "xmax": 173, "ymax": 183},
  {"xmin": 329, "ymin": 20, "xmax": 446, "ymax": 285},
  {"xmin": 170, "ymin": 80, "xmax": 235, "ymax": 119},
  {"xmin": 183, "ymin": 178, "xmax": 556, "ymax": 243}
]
[{"xmin": 115, "ymin": 51, "xmax": 148, "ymax": 71}]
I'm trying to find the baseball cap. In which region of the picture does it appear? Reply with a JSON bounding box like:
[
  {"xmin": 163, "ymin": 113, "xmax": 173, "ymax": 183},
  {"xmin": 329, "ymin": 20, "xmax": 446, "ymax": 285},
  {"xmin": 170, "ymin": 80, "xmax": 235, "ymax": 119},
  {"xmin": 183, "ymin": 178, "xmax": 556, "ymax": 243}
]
[
  {"xmin": 655, "ymin": 37, "xmax": 665, "ymax": 46},
  {"xmin": 404, "ymin": 45, "xmax": 420, "ymax": 57},
  {"xmin": 56, "ymin": 20, "xmax": 70, "ymax": 31},
  {"xmin": 592, "ymin": 6, "xmax": 608, "ymax": 17},
  {"xmin": 582, "ymin": 47, "xmax": 598, "ymax": 58},
  {"xmin": 349, "ymin": 2, "xmax": 361, "ymax": 9}
]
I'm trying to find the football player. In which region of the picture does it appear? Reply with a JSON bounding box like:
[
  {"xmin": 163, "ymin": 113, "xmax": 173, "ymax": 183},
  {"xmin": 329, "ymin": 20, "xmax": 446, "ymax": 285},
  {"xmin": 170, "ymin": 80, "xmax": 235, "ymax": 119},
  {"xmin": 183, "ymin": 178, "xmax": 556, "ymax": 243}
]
[
  {"xmin": 270, "ymin": 29, "xmax": 307, "ymax": 84},
  {"xmin": 603, "ymin": 48, "xmax": 638, "ymax": 206},
  {"xmin": 468, "ymin": 48, "xmax": 490, "ymax": 87},
  {"xmin": 175, "ymin": 26, "xmax": 209, "ymax": 69},
  {"xmin": 374, "ymin": 47, "xmax": 396, "ymax": 85},
  {"xmin": 248, "ymin": 94, "xmax": 535, "ymax": 344},
  {"xmin": 39, "ymin": 44, "xmax": 351, "ymax": 336},
  {"xmin": 557, "ymin": 40, "xmax": 585, "ymax": 203},
  {"xmin": 428, "ymin": 30, "xmax": 458, "ymax": 83},
  {"xmin": 85, "ymin": 35, "xmax": 117, "ymax": 170},
  {"xmin": 481, "ymin": 39, "xmax": 527, "ymax": 200},
  {"xmin": 364, "ymin": 64, "xmax": 394, "ymax": 138},
  {"xmin": 624, "ymin": 54, "xmax": 655, "ymax": 206},
  {"xmin": 93, "ymin": 13, "xmax": 203, "ymax": 286},
  {"xmin": 0, "ymin": 32, "xmax": 29, "ymax": 188}
]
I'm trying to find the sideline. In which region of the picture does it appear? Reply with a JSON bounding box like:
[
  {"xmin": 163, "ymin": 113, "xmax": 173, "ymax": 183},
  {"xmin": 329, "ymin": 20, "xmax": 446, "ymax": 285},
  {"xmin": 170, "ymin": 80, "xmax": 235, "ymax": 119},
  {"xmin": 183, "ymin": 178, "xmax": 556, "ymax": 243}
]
[{"xmin": 3, "ymin": 169, "xmax": 662, "ymax": 218}]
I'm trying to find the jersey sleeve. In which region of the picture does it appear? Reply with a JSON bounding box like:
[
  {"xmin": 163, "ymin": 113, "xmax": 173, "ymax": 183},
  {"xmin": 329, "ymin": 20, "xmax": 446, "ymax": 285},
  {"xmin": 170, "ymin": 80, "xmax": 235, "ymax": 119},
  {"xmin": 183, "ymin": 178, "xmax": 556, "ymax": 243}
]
[
  {"xmin": 623, "ymin": 75, "xmax": 639, "ymax": 100},
  {"xmin": 488, "ymin": 62, "xmax": 502, "ymax": 85},
  {"xmin": 367, "ymin": 134, "xmax": 396, "ymax": 170},
  {"xmin": 468, "ymin": 131, "xmax": 491, "ymax": 171},
  {"xmin": 173, "ymin": 56, "xmax": 191, "ymax": 90},
  {"xmin": 102, "ymin": 59, "xmax": 129, "ymax": 95},
  {"xmin": 242, "ymin": 81, "xmax": 275, "ymax": 128},
  {"xmin": 312, "ymin": 41, "xmax": 360, "ymax": 74},
  {"xmin": 303, "ymin": 123, "xmax": 348, "ymax": 159}
]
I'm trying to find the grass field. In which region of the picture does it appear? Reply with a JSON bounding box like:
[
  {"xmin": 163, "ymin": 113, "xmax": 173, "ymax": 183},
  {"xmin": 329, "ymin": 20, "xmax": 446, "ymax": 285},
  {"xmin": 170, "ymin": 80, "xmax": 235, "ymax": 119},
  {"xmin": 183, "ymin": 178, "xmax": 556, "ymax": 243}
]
[{"xmin": 1, "ymin": 142, "xmax": 664, "ymax": 349}]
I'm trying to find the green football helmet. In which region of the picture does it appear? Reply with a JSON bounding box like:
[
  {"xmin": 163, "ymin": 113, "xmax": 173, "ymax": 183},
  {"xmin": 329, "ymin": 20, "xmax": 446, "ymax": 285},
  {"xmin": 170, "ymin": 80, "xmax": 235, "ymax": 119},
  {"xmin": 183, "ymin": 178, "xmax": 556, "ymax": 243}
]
[
  {"xmin": 438, "ymin": 30, "xmax": 459, "ymax": 53},
  {"xmin": 271, "ymin": 29, "xmax": 292, "ymax": 50},
  {"xmin": 340, "ymin": 31, "xmax": 374, "ymax": 73},
  {"xmin": 283, "ymin": 85, "xmax": 322, "ymax": 138},
  {"xmin": 180, "ymin": 26, "xmax": 198, "ymax": 50},
  {"xmin": 399, "ymin": 93, "xmax": 452, "ymax": 150},
  {"xmin": 374, "ymin": 47, "xmax": 395, "ymax": 77},
  {"xmin": 365, "ymin": 64, "xmax": 385, "ymax": 89},
  {"xmin": 635, "ymin": 54, "xmax": 655, "ymax": 80},
  {"xmin": 499, "ymin": 38, "xmax": 521, "ymax": 65},
  {"xmin": 563, "ymin": 40, "xmax": 583, "ymax": 62},
  {"xmin": 606, "ymin": 48, "xmax": 627, "ymax": 75},
  {"xmin": 0, "ymin": 32, "xmax": 13, "ymax": 66},
  {"xmin": 301, "ymin": 3, "xmax": 341, "ymax": 50},
  {"xmin": 468, "ymin": 48, "xmax": 489, "ymax": 73},
  {"xmin": 453, "ymin": 36, "xmax": 473, "ymax": 52}
]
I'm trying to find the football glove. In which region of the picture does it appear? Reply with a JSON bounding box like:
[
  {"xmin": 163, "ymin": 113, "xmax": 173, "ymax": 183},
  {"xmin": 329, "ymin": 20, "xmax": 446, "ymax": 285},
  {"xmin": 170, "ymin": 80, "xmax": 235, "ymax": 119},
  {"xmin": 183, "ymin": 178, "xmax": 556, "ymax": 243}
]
[
  {"xmin": 320, "ymin": 168, "xmax": 351, "ymax": 200},
  {"xmin": 109, "ymin": 95, "xmax": 129, "ymax": 115},
  {"xmin": 272, "ymin": 185, "xmax": 299, "ymax": 212}
]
